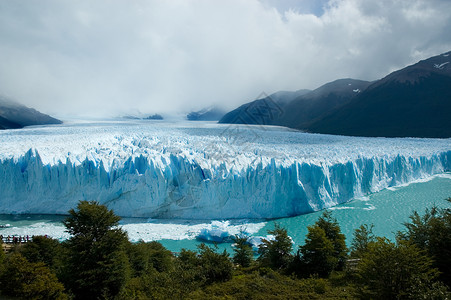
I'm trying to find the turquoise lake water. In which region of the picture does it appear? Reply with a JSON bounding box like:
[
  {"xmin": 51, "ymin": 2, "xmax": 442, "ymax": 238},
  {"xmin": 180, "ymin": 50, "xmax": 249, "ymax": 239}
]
[
  {"xmin": 1, "ymin": 174, "xmax": 450, "ymax": 254},
  {"xmin": 153, "ymin": 174, "xmax": 451, "ymax": 253}
]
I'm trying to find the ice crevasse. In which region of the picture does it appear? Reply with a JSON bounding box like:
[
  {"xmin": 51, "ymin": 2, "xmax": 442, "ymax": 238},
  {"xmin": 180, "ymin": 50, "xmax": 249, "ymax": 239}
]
[{"xmin": 0, "ymin": 148, "xmax": 450, "ymax": 219}]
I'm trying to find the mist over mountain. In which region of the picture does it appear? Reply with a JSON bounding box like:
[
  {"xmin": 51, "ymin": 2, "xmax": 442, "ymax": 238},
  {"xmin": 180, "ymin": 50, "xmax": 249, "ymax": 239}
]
[
  {"xmin": 187, "ymin": 106, "xmax": 227, "ymax": 121},
  {"xmin": 308, "ymin": 51, "xmax": 451, "ymax": 138},
  {"xmin": 277, "ymin": 79, "xmax": 371, "ymax": 129},
  {"xmin": 0, "ymin": 96, "xmax": 62, "ymax": 130},
  {"xmin": 220, "ymin": 51, "xmax": 451, "ymax": 138},
  {"xmin": 219, "ymin": 89, "xmax": 310, "ymax": 126}
]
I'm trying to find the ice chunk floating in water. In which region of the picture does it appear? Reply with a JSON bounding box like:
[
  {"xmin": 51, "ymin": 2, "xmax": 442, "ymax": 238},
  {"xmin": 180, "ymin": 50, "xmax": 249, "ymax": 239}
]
[{"xmin": 0, "ymin": 121, "xmax": 450, "ymax": 219}]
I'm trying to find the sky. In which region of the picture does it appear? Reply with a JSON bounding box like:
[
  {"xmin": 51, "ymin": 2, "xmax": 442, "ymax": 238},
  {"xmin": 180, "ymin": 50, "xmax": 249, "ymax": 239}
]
[{"xmin": 1, "ymin": 0, "xmax": 451, "ymax": 118}]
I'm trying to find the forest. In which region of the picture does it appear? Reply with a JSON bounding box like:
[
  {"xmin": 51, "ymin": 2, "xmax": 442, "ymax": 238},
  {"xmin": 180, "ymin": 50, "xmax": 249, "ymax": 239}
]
[{"xmin": 0, "ymin": 199, "xmax": 450, "ymax": 300}]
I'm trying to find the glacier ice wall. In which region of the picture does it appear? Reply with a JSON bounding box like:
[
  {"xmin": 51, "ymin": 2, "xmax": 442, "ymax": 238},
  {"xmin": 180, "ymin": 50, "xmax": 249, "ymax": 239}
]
[
  {"xmin": 0, "ymin": 121, "xmax": 450, "ymax": 219},
  {"xmin": 0, "ymin": 148, "xmax": 449, "ymax": 219}
]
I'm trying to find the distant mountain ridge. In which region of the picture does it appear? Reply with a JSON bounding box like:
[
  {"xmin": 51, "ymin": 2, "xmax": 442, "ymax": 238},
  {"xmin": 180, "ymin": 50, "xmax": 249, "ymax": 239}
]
[
  {"xmin": 219, "ymin": 51, "xmax": 451, "ymax": 138},
  {"xmin": 0, "ymin": 96, "xmax": 62, "ymax": 130},
  {"xmin": 187, "ymin": 106, "xmax": 227, "ymax": 121},
  {"xmin": 276, "ymin": 79, "xmax": 371, "ymax": 129},
  {"xmin": 219, "ymin": 89, "xmax": 310, "ymax": 125}
]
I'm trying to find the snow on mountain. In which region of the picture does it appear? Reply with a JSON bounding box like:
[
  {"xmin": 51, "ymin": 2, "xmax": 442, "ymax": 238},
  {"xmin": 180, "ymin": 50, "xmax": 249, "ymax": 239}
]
[
  {"xmin": 0, "ymin": 121, "xmax": 449, "ymax": 219},
  {"xmin": 434, "ymin": 62, "xmax": 450, "ymax": 69}
]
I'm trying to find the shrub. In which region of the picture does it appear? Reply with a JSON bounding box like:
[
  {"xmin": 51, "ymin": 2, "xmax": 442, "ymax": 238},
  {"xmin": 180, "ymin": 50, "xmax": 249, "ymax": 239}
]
[
  {"xmin": 198, "ymin": 243, "xmax": 233, "ymax": 284},
  {"xmin": 21, "ymin": 235, "xmax": 61, "ymax": 269},
  {"xmin": 0, "ymin": 253, "xmax": 67, "ymax": 300},
  {"xmin": 400, "ymin": 201, "xmax": 451, "ymax": 285},
  {"xmin": 356, "ymin": 238, "xmax": 440, "ymax": 299}
]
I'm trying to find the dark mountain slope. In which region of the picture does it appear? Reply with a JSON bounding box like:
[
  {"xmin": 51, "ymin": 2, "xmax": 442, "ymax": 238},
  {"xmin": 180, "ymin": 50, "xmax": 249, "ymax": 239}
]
[
  {"xmin": 277, "ymin": 79, "xmax": 371, "ymax": 129},
  {"xmin": 307, "ymin": 51, "xmax": 451, "ymax": 138},
  {"xmin": 219, "ymin": 79, "xmax": 372, "ymax": 129},
  {"xmin": 218, "ymin": 89, "xmax": 310, "ymax": 125},
  {"xmin": 0, "ymin": 96, "xmax": 62, "ymax": 130},
  {"xmin": 187, "ymin": 106, "xmax": 227, "ymax": 121},
  {"xmin": 0, "ymin": 115, "xmax": 21, "ymax": 130}
]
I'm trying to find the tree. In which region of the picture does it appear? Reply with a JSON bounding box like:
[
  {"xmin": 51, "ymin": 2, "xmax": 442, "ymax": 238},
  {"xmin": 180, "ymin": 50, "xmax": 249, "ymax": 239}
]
[
  {"xmin": 173, "ymin": 249, "xmax": 206, "ymax": 293},
  {"xmin": 0, "ymin": 239, "xmax": 4, "ymax": 266},
  {"xmin": 61, "ymin": 200, "xmax": 130, "ymax": 300},
  {"xmin": 198, "ymin": 243, "xmax": 233, "ymax": 284},
  {"xmin": 258, "ymin": 224, "xmax": 293, "ymax": 270},
  {"xmin": 356, "ymin": 238, "xmax": 440, "ymax": 299},
  {"xmin": 232, "ymin": 233, "xmax": 253, "ymax": 267},
  {"xmin": 400, "ymin": 202, "xmax": 451, "ymax": 285},
  {"xmin": 298, "ymin": 225, "xmax": 337, "ymax": 278},
  {"xmin": 63, "ymin": 200, "xmax": 121, "ymax": 238},
  {"xmin": 127, "ymin": 241, "xmax": 174, "ymax": 277},
  {"xmin": 400, "ymin": 207, "xmax": 439, "ymax": 249},
  {"xmin": 315, "ymin": 211, "xmax": 348, "ymax": 269},
  {"xmin": 21, "ymin": 235, "xmax": 61, "ymax": 269},
  {"xmin": 0, "ymin": 253, "xmax": 67, "ymax": 299},
  {"xmin": 350, "ymin": 224, "xmax": 375, "ymax": 258}
]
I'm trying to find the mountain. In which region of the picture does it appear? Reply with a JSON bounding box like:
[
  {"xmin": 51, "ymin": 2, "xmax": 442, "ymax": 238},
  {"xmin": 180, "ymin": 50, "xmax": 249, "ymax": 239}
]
[
  {"xmin": 220, "ymin": 51, "xmax": 451, "ymax": 138},
  {"xmin": 218, "ymin": 80, "xmax": 372, "ymax": 127},
  {"xmin": 187, "ymin": 106, "xmax": 227, "ymax": 121},
  {"xmin": 122, "ymin": 114, "xmax": 164, "ymax": 120},
  {"xmin": 276, "ymin": 79, "xmax": 371, "ymax": 129},
  {"xmin": 218, "ymin": 89, "xmax": 310, "ymax": 125},
  {"xmin": 307, "ymin": 51, "xmax": 451, "ymax": 138},
  {"xmin": 144, "ymin": 114, "xmax": 164, "ymax": 120},
  {"xmin": 0, "ymin": 96, "xmax": 62, "ymax": 130}
]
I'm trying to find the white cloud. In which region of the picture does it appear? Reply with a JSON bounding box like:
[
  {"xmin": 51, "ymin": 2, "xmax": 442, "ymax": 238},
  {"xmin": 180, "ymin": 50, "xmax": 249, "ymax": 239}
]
[{"xmin": 0, "ymin": 0, "xmax": 450, "ymax": 117}]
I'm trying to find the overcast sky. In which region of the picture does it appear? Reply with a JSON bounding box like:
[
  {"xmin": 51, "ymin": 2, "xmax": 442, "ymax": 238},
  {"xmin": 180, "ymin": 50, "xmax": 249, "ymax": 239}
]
[{"xmin": 1, "ymin": 0, "xmax": 451, "ymax": 118}]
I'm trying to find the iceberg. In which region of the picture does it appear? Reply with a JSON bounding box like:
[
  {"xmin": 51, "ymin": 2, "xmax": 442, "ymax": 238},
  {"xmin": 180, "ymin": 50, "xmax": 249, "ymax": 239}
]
[
  {"xmin": 196, "ymin": 220, "xmax": 234, "ymax": 243},
  {"xmin": 0, "ymin": 121, "xmax": 450, "ymax": 219},
  {"xmin": 246, "ymin": 236, "xmax": 274, "ymax": 251}
]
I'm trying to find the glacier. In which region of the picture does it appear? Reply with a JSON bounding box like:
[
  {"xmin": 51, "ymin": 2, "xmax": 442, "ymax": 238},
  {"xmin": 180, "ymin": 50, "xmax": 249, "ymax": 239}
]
[{"xmin": 0, "ymin": 120, "xmax": 450, "ymax": 219}]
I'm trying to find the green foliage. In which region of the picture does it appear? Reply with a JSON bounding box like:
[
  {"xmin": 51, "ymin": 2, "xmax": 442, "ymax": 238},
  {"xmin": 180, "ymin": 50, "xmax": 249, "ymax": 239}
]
[
  {"xmin": 119, "ymin": 269, "xmax": 187, "ymax": 300},
  {"xmin": 61, "ymin": 200, "xmax": 130, "ymax": 300},
  {"xmin": 399, "ymin": 203, "xmax": 451, "ymax": 285},
  {"xmin": 356, "ymin": 237, "xmax": 440, "ymax": 300},
  {"xmin": 293, "ymin": 211, "xmax": 347, "ymax": 278},
  {"xmin": 405, "ymin": 277, "xmax": 450, "ymax": 300},
  {"xmin": 298, "ymin": 225, "xmax": 337, "ymax": 278},
  {"xmin": 127, "ymin": 241, "xmax": 174, "ymax": 277},
  {"xmin": 232, "ymin": 233, "xmax": 254, "ymax": 267},
  {"xmin": 314, "ymin": 211, "xmax": 348, "ymax": 269},
  {"xmin": 63, "ymin": 200, "xmax": 121, "ymax": 238},
  {"xmin": 0, "ymin": 242, "xmax": 5, "ymax": 266},
  {"xmin": 2, "ymin": 198, "xmax": 448, "ymax": 300},
  {"xmin": 0, "ymin": 253, "xmax": 67, "ymax": 300},
  {"xmin": 350, "ymin": 224, "xmax": 375, "ymax": 258},
  {"xmin": 119, "ymin": 244, "xmax": 233, "ymax": 299},
  {"xmin": 187, "ymin": 269, "xmax": 355, "ymax": 300},
  {"xmin": 197, "ymin": 243, "xmax": 233, "ymax": 284},
  {"xmin": 21, "ymin": 235, "xmax": 61, "ymax": 269},
  {"xmin": 258, "ymin": 224, "xmax": 293, "ymax": 270}
]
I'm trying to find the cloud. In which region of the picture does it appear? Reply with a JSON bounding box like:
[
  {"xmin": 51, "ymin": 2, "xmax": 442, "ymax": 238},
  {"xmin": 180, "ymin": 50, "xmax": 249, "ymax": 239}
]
[{"xmin": 0, "ymin": 0, "xmax": 450, "ymax": 117}]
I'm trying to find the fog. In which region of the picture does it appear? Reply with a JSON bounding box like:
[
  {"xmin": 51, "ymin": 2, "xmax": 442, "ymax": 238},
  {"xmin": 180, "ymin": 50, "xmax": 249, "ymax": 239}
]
[{"xmin": 0, "ymin": 0, "xmax": 450, "ymax": 118}]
